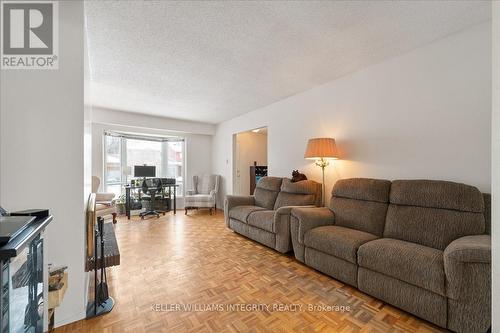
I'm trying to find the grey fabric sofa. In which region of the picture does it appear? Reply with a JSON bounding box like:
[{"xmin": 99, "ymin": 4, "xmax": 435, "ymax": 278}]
[
  {"xmin": 225, "ymin": 176, "xmax": 322, "ymax": 253},
  {"xmin": 290, "ymin": 178, "xmax": 490, "ymax": 333}
]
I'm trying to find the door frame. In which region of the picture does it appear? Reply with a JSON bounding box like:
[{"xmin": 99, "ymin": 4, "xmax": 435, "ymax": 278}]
[
  {"xmin": 231, "ymin": 127, "xmax": 268, "ymax": 196},
  {"xmin": 232, "ymin": 133, "xmax": 241, "ymax": 195}
]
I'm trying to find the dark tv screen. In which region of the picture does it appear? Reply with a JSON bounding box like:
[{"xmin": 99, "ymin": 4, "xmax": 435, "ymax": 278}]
[{"xmin": 134, "ymin": 165, "xmax": 156, "ymax": 177}]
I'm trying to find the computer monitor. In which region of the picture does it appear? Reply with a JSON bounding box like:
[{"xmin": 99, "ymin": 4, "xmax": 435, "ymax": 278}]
[{"xmin": 134, "ymin": 165, "xmax": 156, "ymax": 177}]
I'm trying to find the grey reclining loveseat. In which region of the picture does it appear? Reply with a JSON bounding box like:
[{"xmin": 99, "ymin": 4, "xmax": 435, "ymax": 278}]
[
  {"xmin": 225, "ymin": 176, "xmax": 321, "ymax": 253},
  {"xmin": 291, "ymin": 178, "xmax": 490, "ymax": 333}
]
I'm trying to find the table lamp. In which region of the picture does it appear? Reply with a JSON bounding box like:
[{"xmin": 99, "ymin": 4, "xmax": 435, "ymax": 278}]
[{"xmin": 304, "ymin": 138, "xmax": 339, "ymax": 206}]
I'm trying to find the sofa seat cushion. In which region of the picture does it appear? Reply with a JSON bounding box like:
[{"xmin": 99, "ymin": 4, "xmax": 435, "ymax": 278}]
[
  {"xmin": 247, "ymin": 210, "xmax": 275, "ymax": 233},
  {"xmin": 96, "ymin": 203, "xmax": 112, "ymax": 210},
  {"xmin": 358, "ymin": 238, "xmax": 445, "ymax": 296},
  {"xmin": 304, "ymin": 226, "xmax": 378, "ymax": 264},
  {"xmin": 229, "ymin": 206, "xmax": 266, "ymax": 222},
  {"xmin": 185, "ymin": 194, "xmax": 213, "ymax": 202},
  {"xmin": 96, "ymin": 203, "xmax": 115, "ymax": 216}
]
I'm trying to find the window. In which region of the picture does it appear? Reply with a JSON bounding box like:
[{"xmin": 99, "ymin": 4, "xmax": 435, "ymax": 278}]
[
  {"xmin": 104, "ymin": 135, "xmax": 122, "ymax": 197},
  {"xmin": 103, "ymin": 132, "xmax": 185, "ymax": 197},
  {"xmin": 126, "ymin": 139, "xmax": 162, "ymax": 176},
  {"xmin": 165, "ymin": 141, "xmax": 183, "ymax": 184}
]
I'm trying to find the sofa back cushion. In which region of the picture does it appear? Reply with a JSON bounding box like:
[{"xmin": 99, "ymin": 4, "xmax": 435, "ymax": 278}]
[
  {"xmin": 195, "ymin": 174, "xmax": 217, "ymax": 194},
  {"xmin": 273, "ymin": 178, "xmax": 321, "ymax": 209},
  {"xmin": 254, "ymin": 177, "xmax": 283, "ymax": 210},
  {"xmin": 330, "ymin": 178, "xmax": 391, "ymax": 236},
  {"xmin": 384, "ymin": 180, "xmax": 485, "ymax": 250}
]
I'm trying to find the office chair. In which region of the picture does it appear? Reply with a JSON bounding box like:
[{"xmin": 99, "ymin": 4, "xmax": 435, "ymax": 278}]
[{"xmin": 139, "ymin": 179, "xmax": 165, "ymax": 219}]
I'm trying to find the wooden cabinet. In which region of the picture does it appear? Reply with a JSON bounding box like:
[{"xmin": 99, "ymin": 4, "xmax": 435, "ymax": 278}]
[{"xmin": 250, "ymin": 162, "xmax": 268, "ymax": 195}]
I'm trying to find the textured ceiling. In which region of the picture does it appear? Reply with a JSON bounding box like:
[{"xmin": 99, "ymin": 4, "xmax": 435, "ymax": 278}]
[{"xmin": 85, "ymin": 1, "xmax": 491, "ymax": 124}]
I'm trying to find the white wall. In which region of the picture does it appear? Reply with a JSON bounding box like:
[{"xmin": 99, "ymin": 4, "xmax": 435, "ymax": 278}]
[
  {"xmin": 234, "ymin": 131, "xmax": 267, "ymax": 195},
  {"xmin": 0, "ymin": 1, "xmax": 86, "ymax": 327},
  {"xmin": 84, "ymin": 5, "xmax": 93, "ymax": 213},
  {"xmin": 491, "ymin": 1, "xmax": 499, "ymax": 330},
  {"xmin": 83, "ymin": 2, "xmax": 94, "ymax": 312},
  {"xmin": 91, "ymin": 117, "xmax": 213, "ymax": 208},
  {"xmin": 213, "ymin": 22, "xmax": 492, "ymax": 208},
  {"xmin": 92, "ymin": 106, "xmax": 215, "ymax": 136}
]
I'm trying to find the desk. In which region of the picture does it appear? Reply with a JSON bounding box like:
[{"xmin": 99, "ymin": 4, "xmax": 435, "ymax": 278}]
[{"xmin": 125, "ymin": 184, "xmax": 179, "ymax": 219}]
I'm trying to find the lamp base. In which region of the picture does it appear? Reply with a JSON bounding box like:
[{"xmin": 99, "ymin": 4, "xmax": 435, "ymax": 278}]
[{"xmin": 320, "ymin": 164, "xmax": 326, "ymax": 207}]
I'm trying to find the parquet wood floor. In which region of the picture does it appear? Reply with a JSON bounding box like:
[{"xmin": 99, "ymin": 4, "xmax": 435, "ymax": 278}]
[{"xmin": 55, "ymin": 211, "xmax": 447, "ymax": 333}]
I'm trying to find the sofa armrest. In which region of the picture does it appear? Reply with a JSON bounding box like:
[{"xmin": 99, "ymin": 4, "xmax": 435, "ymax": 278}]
[
  {"xmin": 291, "ymin": 207, "xmax": 334, "ymax": 244},
  {"xmin": 209, "ymin": 190, "xmax": 217, "ymax": 205},
  {"xmin": 275, "ymin": 205, "xmax": 315, "ymax": 217},
  {"xmin": 95, "ymin": 193, "xmax": 115, "ymax": 203},
  {"xmin": 444, "ymin": 235, "xmax": 491, "ymax": 264},
  {"xmin": 271, "ymin": 206, "xmax": 315, "ymax": 253},
  {"xmin": 274, "ymin": 205, "xmax": 316, "ymax": 233},
  {"xmin": 444, "ymin": 235, "xmax": 491, "ymax": 301},
  {"xmin": 224, "ymin": 195, "xmax": 255, "ymax": 227}
]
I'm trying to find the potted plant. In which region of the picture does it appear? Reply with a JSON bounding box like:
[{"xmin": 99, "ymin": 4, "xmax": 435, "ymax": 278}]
[{"xmin": 115, "ymin": 194, "xmax": 127, "ymax": 215}]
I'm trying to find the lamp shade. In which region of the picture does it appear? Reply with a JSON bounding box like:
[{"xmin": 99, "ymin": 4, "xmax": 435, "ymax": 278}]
[{"xmin": 304, "ymin": 138, "xmax": 339, "ymax": 159}]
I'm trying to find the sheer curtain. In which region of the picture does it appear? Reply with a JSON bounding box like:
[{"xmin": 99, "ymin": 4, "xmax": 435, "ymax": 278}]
[{"xmin": 104, "ymin": 132, "xmax": 184, "ymax": 197}]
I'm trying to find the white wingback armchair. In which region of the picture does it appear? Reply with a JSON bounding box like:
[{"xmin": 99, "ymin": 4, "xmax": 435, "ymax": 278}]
[
  {"xmin": 92, "ymin": 176, "xmax": 117, "ymax": 223},
  {"xmin": 184, "ymin": 174, "xmax": 220, "ymax": 215}
]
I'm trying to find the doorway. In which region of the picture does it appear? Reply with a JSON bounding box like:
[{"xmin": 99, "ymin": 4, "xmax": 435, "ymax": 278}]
[{"xmin": 233, "ymin": 127, "xmax": 268, "ymax": 195}]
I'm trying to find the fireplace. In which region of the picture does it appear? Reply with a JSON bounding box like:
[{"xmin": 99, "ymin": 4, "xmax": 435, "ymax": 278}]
[{"xmin": 0, "ymin": 215, "xmax": 52, "ymax": 333}]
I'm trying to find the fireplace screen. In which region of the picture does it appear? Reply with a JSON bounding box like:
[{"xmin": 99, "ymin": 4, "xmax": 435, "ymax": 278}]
[{"xmin": 5, "ymin": 234, "xmax": 43, "ymax": 333}]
